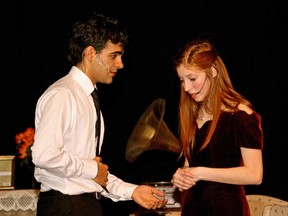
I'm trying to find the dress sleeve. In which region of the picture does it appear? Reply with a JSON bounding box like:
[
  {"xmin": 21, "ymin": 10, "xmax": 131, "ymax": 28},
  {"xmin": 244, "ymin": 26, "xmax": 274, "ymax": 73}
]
[{"xmin": 233, "ymin": 111, "xmax": 264, "ymax": 149}]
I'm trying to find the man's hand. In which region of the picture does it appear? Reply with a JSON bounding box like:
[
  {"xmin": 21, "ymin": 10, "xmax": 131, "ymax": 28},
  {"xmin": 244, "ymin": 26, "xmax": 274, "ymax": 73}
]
[
  {"xmin": 92, "ymin": 157, "xmax": 109, "ymax": 187},
  {"xmin": 132, "ymin": 185, "xmax": 168, "ymax": 210}
]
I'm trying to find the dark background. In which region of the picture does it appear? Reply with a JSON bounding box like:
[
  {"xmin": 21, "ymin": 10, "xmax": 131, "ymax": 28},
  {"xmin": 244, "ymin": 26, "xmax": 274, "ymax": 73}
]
[{"xmin": 1, "ymin": 1, "xmax": 287, "ymax": 215}]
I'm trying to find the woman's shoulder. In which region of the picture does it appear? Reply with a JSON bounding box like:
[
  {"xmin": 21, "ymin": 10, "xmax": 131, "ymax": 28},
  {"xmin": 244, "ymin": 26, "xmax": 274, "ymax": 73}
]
[
  {"xmin": 222, "ymin": 104, "xmax": 263, "ymax": 149},
  {"xmin": 237, "ymin": 103, "xmax": 253, "ymax": 115},
  {"xmin": 222, "ymin": 103, "xmax": 261, "ymax": 122},
  {"xmin": 223, "ymin": 102, "xmax": 256, "ymax": 117}
]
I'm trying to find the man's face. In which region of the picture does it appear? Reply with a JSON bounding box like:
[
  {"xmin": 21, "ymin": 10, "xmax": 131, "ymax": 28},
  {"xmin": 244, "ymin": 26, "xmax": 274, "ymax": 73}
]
[{"xmin": 91, "ymin": 41, "xmax": 125, "ymax": 84}]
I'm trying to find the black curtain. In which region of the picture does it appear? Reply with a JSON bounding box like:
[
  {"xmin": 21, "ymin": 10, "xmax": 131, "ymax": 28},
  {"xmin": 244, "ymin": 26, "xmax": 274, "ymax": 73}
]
[{"xmin": 1, "ymin": 1, "xmax": 287, "ymax": 215}]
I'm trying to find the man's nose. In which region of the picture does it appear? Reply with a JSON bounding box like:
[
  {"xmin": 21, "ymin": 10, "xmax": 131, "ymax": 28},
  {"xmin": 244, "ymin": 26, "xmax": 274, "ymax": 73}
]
[{"xmin": 115, "ymin": 59, "xmax": 124, "ymax": 69}]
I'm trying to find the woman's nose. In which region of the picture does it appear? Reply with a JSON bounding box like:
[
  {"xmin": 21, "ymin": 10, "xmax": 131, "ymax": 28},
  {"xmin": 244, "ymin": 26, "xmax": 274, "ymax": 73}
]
[{"xmin": 183, "ymin": 82, "xmax": 191, "ymax": 92}]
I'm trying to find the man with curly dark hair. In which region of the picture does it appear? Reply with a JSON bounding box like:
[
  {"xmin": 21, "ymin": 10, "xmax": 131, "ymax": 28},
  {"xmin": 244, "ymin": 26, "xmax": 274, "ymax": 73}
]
[{"xmin": 32, "ymin": 12, "xmax": 167, "ymax": 216}]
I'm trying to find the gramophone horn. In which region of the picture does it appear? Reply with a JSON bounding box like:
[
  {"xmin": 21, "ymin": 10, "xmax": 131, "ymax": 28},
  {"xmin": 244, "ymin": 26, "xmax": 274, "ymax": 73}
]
[{"xmin": 125, "ymin": 98, "xmax": 182, "ymax": 162}]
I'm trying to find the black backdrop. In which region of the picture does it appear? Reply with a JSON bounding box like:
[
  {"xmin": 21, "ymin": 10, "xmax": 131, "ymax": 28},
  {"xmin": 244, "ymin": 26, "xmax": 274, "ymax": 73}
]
[{"xmin": 1, "ymin": 1, "xmax": 287, "ymax": 215}]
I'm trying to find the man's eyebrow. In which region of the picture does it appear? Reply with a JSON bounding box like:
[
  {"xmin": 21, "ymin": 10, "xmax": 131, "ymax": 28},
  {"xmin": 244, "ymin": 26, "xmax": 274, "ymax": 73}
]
[{"xmin": 110, "ymin": 51, "xmax": 124, "ymax": 55}]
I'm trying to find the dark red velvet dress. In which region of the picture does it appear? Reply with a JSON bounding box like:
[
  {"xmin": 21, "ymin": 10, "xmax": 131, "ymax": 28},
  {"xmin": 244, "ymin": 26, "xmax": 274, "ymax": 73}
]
[{"xmin": 181, "ymin": 111, "xmax": 264, "ymax": 216}]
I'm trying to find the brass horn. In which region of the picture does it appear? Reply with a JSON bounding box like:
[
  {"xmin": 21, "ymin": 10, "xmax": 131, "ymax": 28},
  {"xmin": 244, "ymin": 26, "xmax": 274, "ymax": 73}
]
[{"xmin": 125, "ymin": 98, "xmax": 182, "ymax": 162}]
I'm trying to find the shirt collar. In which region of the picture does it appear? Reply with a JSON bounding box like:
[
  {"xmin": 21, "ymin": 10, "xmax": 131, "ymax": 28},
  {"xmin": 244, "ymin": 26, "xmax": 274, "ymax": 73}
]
[{"xmin": 69, "ymin": 66, "xmax": 96, "ymax": 96}]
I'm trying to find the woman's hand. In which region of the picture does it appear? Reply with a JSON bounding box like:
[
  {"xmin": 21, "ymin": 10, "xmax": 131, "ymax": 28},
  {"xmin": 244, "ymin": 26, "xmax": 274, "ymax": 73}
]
[{"xmin": 171, "ymin": 167, "xmax": 198, "ymax": 191}]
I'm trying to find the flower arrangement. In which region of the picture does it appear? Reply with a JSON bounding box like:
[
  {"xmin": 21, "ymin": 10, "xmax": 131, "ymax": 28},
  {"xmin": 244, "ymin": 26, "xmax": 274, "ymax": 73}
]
[{"xmin": 15, "ymin": 127, "xmax": 35, "ymax": 168}]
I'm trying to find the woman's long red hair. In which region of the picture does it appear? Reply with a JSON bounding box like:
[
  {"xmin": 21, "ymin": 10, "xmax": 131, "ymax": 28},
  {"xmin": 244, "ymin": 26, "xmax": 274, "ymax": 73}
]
[{"xmin": 173, "ymin": 40, "xmax": 253, "ymax": 162}]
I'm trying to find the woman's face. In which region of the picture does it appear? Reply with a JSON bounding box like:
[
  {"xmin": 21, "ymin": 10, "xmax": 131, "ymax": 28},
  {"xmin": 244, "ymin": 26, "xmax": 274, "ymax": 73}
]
[{"xmin": 177, "ymin": 65, "xmax": 210, "ymax": 102}]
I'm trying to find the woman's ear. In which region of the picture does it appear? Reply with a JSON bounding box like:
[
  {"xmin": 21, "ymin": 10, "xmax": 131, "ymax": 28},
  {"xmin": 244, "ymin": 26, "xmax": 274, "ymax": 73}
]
[{"xmin": 211, "ymin": 67, "xmax": 217, "ymax": 78}]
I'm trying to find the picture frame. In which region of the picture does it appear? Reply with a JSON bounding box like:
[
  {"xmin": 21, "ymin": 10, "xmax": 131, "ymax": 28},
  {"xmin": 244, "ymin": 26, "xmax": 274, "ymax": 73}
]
[{"xmin": 0, "ymin": 155, "xmax": 15, "ymax": 189}]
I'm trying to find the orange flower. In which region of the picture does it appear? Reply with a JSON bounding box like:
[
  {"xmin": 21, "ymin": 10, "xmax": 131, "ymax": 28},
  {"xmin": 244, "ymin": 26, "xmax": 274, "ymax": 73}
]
[{"xmin": 15, "ymin": 127, "xmax": 35, "ymax": 167}]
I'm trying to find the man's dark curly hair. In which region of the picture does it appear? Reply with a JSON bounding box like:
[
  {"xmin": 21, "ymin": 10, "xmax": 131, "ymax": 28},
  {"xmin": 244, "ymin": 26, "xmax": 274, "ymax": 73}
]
[{"xmin": 67, "ymin": 12, "xmax": 128, "ymax": 65}]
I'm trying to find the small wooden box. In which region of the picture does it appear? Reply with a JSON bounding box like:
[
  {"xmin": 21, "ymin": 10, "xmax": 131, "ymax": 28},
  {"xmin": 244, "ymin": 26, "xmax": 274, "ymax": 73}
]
[{"xmin": 0, "ymin": 156, "xmax": 15, "ymax": 189}]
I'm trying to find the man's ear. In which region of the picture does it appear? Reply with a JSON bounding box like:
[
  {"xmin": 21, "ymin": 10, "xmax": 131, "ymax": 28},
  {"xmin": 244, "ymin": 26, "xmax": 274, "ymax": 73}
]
[
  {"xmin": 211, "ymin": 67, "xmax": 217, "ymax": 78},
  {"xmin": 83, "ymin": 46, "xmax": 95, "ymax": 61}
]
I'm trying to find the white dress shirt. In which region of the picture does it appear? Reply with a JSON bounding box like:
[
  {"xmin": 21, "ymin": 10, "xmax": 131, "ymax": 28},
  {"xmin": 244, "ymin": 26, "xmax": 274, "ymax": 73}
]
[{"xmin": 31, "ymin": 66, "xmax": 137, "ymax": 201}]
